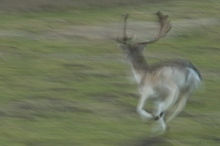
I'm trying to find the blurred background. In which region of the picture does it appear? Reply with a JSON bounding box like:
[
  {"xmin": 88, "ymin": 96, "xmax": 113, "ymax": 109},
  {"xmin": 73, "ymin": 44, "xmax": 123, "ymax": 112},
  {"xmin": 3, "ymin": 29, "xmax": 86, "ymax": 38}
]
[{"xmin": 0, "ymin": 0, "xmax": 219, "ymax": 145}]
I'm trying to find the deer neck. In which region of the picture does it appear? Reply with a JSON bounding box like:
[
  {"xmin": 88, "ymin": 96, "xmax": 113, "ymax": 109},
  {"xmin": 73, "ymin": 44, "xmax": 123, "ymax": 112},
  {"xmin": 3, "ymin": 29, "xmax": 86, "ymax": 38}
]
[{"xmin": 129, "ymin": 53, "xmax": 148, "ymax": 84}]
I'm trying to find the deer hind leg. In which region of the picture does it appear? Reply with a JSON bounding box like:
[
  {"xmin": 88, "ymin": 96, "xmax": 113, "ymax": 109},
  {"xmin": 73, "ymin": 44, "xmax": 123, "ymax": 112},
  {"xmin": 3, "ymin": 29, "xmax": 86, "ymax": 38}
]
[
  {"xmin": 165, "ymin": 90, "xmax": 192, "ymax": 123},
  {"xmin": 154, "ymin": 84, "xmax": 179, "ymax": 132},
  {"xmin": 165, "ymin": 70, "xmax": 201, "ymax": 123},
  {"xmin": 152, "ymin": 112, "xmax": 166, "ymax": 135},
  {"xmin": 161, "ymin": 84, "xmax": 179, "ymax": 113},
  {"xmin": 137, "ymin": 90, "xmax": 154, "ymax": 121}
]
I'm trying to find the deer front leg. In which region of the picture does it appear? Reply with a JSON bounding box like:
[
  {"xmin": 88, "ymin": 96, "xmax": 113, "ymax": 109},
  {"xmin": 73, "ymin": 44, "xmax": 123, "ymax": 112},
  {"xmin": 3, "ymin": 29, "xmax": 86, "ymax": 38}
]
[{"xmin": 137, "ymin": 93, "xmax": 153, "ymax": 121}]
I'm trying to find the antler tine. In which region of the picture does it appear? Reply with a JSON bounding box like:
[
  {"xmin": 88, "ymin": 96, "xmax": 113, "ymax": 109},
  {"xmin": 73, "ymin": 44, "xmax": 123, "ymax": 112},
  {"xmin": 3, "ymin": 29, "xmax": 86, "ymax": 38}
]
[
  {"xmin": 138, "ymin": 11, "xmax": 172, "ymax": 45},
  {"xmin": 116, "ymin": 13, "xmax": 133, "ymax": 44},
  {"xmin": 156, "ymin": 11, "xmax": 172, "ymax": 40}
]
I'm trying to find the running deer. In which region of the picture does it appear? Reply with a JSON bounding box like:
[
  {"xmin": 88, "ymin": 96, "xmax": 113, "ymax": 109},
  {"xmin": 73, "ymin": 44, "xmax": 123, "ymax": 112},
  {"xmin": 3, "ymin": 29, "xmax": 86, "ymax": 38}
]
[{"xmin": 116, "ymin": 11, "xmax": 202, "ymax": 133}]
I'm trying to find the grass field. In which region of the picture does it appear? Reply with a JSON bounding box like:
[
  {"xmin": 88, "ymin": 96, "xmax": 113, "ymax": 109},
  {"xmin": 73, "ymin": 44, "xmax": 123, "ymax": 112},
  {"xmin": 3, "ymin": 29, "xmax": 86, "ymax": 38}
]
[{"xmin": 0, "ymin": 0, "xmax": 220, "ymax": 145}]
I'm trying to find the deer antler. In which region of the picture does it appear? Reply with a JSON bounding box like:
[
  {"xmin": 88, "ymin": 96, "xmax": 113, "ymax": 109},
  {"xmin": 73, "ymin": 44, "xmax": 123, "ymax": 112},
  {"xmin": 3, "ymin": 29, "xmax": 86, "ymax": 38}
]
[
  {"xmin": 116, "ymin": 11, "xmax": 171, "ymax": 45},
  {"xmin": 116, "ymin": 13, "xmax": 133, "ymax": 44},
  {"xmin": 138, "ymin": 11, "xmax": 172, "ymax": 45}
]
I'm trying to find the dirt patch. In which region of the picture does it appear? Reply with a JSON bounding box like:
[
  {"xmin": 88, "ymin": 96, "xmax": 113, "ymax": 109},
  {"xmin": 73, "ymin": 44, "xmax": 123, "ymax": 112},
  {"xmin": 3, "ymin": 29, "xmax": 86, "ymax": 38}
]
[
  {"xmin": 44, "ymin": 18, "xmax": 220, "ymax": 41},
  {"xmin": 0, "ymin": 95, "xmax": 136, "ymax": 120},
  {"xmin": 91, "ymin": 92, "xmax": 137, "ymax": 115},
  {"xmin": 0, "ymin": 97, "xmax": 92, "ymax": 120},
  {"xmin": 0, "ymin": 19, "xmax": 219, "ymax": 41},
  {"xmin": 123, "ymin": 136, "xmax": 173, "ymax": 146},
  {"xmin": 0, "ymin": 0, "xmax": 167, "ymax": 12}
]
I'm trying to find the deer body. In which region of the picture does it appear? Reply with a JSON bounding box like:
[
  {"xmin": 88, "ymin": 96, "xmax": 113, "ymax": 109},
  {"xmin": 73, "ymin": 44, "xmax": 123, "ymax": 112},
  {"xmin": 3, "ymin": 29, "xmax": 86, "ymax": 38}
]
[{"xmin": 116, "ymin": 12, "xmax": 202, "ymax": 134}]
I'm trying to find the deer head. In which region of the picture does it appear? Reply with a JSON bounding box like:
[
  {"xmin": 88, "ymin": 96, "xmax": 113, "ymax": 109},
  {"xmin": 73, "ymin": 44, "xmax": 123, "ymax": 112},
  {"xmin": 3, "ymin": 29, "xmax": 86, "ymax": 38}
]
[{"xmin": 116, "ymin": 11, "xmax": 172, "ymax": 58}]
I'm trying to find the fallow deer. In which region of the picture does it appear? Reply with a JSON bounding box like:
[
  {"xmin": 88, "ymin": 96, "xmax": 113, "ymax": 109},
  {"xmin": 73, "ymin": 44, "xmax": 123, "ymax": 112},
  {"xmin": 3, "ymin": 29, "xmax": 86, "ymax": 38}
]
[{"xmin": 116, "ymin": 11, "xmax": 202, "ymax": 133}]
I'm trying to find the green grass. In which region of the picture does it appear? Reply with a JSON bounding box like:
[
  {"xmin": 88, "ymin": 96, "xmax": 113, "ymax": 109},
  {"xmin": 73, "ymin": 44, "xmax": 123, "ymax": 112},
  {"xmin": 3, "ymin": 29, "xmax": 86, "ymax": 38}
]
[{"xmin": 0, "ymin": 0, "xmax": 219, "ymax": 146}]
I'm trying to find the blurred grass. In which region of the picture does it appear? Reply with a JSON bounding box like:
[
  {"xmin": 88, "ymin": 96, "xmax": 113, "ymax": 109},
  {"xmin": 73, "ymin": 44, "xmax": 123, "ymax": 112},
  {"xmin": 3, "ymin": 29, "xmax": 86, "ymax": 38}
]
[{"xmin": 0, "ymin": 0, "xmax": 219, "ymax": 146}]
